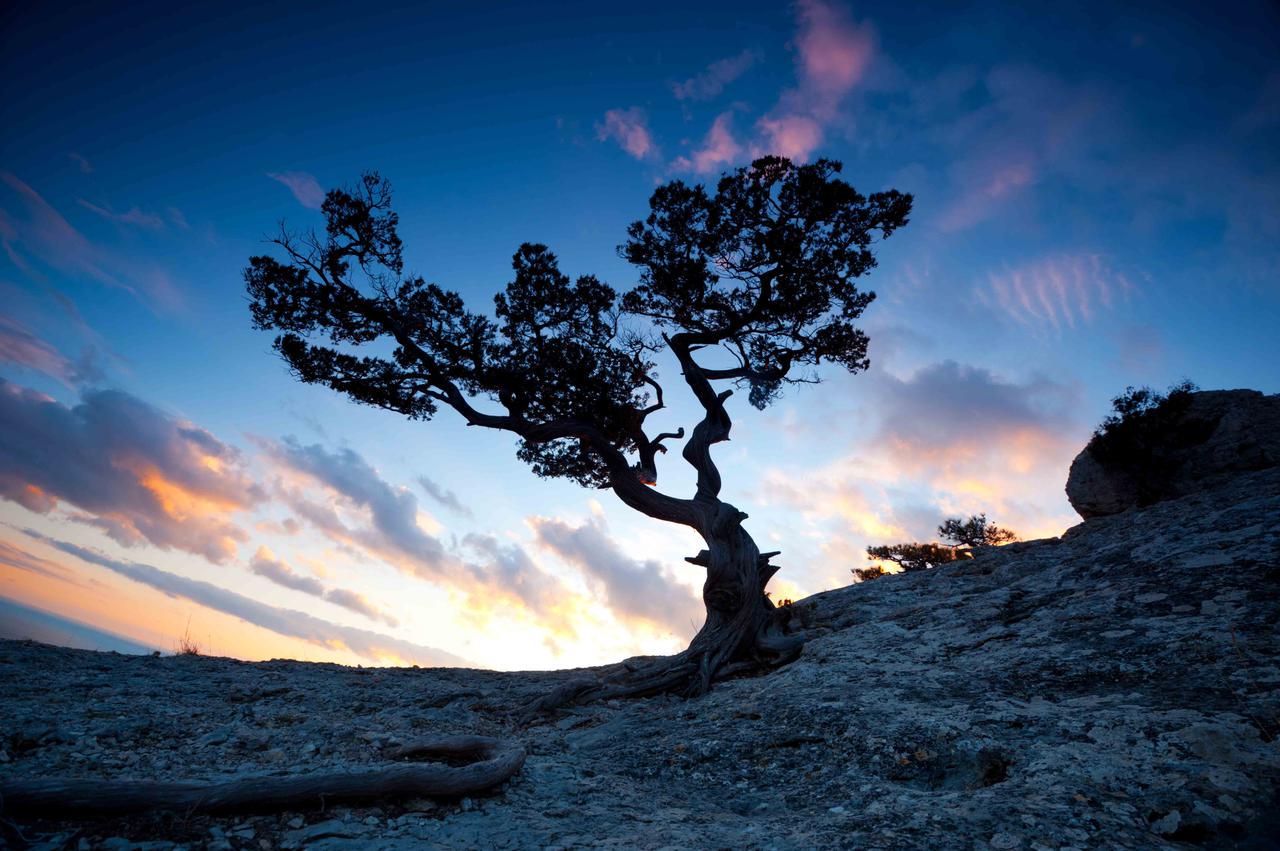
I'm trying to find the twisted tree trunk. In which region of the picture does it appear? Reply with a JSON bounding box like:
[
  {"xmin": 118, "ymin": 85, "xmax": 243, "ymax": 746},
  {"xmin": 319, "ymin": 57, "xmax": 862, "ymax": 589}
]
[{"xmin": 519, "ymin": 332, "xmax": 805, "ymax": 721}]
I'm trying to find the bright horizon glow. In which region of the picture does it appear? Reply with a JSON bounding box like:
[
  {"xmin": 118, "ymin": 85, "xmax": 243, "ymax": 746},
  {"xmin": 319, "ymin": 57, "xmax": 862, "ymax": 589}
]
[{"xmin": 1, "ymin": 0, "xmax": 1277, "ymax": 669}]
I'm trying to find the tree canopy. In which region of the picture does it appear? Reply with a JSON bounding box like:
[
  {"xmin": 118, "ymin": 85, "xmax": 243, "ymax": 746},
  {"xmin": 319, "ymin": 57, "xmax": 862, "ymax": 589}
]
[
  {"xmin": 246, "ymin": 158, "xmax": 912, "ymax": 505},
  {"xmin": 859, "ymin": 514, "xmax": 1018, "ymax": 579}
]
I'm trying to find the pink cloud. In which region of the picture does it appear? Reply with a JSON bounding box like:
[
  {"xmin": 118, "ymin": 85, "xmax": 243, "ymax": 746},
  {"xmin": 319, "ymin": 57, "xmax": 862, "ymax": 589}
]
[
  {"xmin": 671, "ymin": 112, "xmax": 743, "ymax": 174},
  {"xmin": 77, "ymin": 199, "xmax": 166, "ymax": 229},
  {"xmin": 937, "ymin": 161, "xmax": 1035, "ymax": 232},
  {"xmin": 978, "ymin": 254, "xmax": 1137, "ymax": 334},
  {"xmin": 756, "ymin": 114, "xmax": 825, "ymax": 162},
  {"xmin": 0, "ymin": 315, "xmax": 75, "ymax": 385},
  {"xmin": 751, "ymin": 0, "xmax": 876, "ymax": 161},
  {"xmin": 669, "ymin": 1, "xmax": 875, "ymax": 171},
  {"xmin": 267, "ymin": 171, "xmax": 325, "ymax": 210},
  {"xmin": 596, "ymin": 108, "xmax": 657, "ymax": 160},
  {"xmin": 672, "ymin": 49, "xmax": 761, "ymax": 102},
  {"xmin": 794, "ymin": 0, "xmax": 875, "ymax": 101}
]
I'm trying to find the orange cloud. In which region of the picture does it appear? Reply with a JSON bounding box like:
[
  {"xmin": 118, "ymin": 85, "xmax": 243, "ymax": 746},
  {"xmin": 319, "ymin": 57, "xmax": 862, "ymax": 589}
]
[{"xmin": 0, "ymin": 379, "xmax": 263, "ymax": 563}]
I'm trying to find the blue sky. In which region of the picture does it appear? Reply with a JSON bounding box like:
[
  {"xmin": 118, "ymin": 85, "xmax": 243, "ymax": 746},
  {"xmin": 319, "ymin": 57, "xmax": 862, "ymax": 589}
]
[{"xmin": 1, "ymin": 0, "xmax": 1276, "ymax": 668}]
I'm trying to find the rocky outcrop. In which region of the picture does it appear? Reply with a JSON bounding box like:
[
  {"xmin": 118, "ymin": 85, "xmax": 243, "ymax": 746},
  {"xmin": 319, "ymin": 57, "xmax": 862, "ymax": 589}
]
[
  {"xmin": 1067, "ymin": 389, "xmax": 1280, "ymax": 519},
  {"xmin": 3, "ymin": 465, "xmax": 1279, "ymax": 848}
]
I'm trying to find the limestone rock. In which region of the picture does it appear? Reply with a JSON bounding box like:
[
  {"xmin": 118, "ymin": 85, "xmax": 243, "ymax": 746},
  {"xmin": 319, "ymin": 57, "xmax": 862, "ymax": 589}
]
[
  {"xmin": 1066, "ymin": 388, "xmax": 1280, "ymax": 519},
  {"xmin": 3, "ymin": 468, "xmax": 1279, "ymax": 848}
]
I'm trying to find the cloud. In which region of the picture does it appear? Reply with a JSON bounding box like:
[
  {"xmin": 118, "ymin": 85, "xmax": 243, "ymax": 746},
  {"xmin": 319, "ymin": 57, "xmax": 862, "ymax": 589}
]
[
  {"xmin": 0, "ymin": 378, "xmax": 263, "ymax": 563},
  {"xmin": 928, "ymin": 65, "xmax": 1106, "ymax": 232},
  {"xmin": 754, "ymin": 0, "xmax": 875, "ymax": 161},
  {"xmin": 870, "ymin": 360, "xmax": 1078, "ymax": 479},
  {"xmin": 978, "ymin": 254, "xmax": 1136, "ymax": 333},
  {"xmin": 672, "ymin": 49, "xmax": 761, "ymax": 101},
  {"xmin": 77, "ymin": 199, "xmax": 166, "ymax": 229},
  {"xmin": 461, "ymin": 532, "xmax": 569, "ymax": 622},
  {"xmin": 249, "ymin": 545, "xmax": 398, "ymax": 627},
  {"xmin": 0, "ymin": 173, "xmax": 183, "ymax": 312},
  {"xmin": 0, "ymin": 537, "xmax": 76, "ymax": 581},
  {"xmin": 672, "ymin": 112, "xmax": 744, "ymax": 175},
  {"xmin": 263, "ymin": 438, "xmax": 576, "ymax": 620},
  {"xmin": 757, "ymin": 359, "xmax": 1084, "ymax": 588},
  {"xmin": 936, "ymin": 162, "xmax": 1035, "ymax": 232},
  {"xmin": 416, "ymin": 475, "xmax": 473, "ymax": 518},
  {"xmin": 68, "ymin": 153, "xmax": 93, "ymax": 174},
  {"xmin": 248, "ymin": 546, "xmax": 324, "ymax": 595},
  {"xmin": 25, "ymin": 530, "xmax": 465, "ymax": 666},
  {"xmin": 792, "ymin": 0, "xmax": 876, "ymax": 99},
  {"xmin": 264, "ymin": 438, "xmax": 450, "ymax": 572},
  {"xmin": 669, "ymin": 1, "xmax": 875, "ymax": 170},
  {"xmin": 596, "ymin": 108, "xmax": 657, "ymax": 160},
  {"xmin": 267, "ymin": 171, "xmax": 325, "ymax": 210},
  {"xmin": 0, "ymin": 314, "xmax": 76, "ymax": 384},
  {"xmin": 529, "ymin": 514, "xmax": 702, "ymax": 637}
]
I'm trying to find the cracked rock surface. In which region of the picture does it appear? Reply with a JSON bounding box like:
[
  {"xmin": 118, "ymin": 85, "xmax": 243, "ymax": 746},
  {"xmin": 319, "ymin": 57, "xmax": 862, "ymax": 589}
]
[{"xmin": 3, "ymin": 467, "xmax": 1278, "ymax": 849}]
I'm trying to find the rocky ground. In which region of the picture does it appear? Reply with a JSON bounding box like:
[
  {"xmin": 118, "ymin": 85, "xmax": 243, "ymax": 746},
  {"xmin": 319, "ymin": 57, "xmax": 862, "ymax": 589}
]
[{"xmin": 2, "ymin": 466, "xmax": 1278, "ymax": 850}]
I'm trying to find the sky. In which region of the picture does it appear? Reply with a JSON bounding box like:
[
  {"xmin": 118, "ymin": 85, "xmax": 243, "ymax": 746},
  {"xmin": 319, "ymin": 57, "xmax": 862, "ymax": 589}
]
[{"xmin": 1, "ymin": 0, "xmax": 1276, "ymax": 670}]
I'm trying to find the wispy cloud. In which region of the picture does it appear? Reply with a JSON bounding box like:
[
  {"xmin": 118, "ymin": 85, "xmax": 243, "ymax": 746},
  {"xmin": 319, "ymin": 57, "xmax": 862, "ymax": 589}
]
[
  {"xmin": 672, "ymin": 49, "xmax": 761, "ymax": 101},
  {"xmin": 0, "ymin": 173, "xmax": 183, "ymax": 312},
  {"xmin": 25, "ymin": 530, "xmax": 465, "ymax": 666},
  {"xmin": 265, "ymin": 438, "xmax": 450, "ymax": 573},
  {"xmin": 596, "ymin": 108, "xmax": 657, "ymax": 160},
  {"xmin": 529, "ymin": 513, "xmax": 702, "ymax": 637},
  {"xmin": 263, "ymin": 438, "xmax": 577, "ymax": 621},
  {"xmin": 77, "ymin": 199, "xmax": 166, "ymax": 229},
  {"xmin": 416, "ymin": 475, "xmax": 473, "ymax": 518},
  {"xmin": 0, "ymin": 378, "xmax": 263, "ymax": 563},
  {"xmin": 671, "ymin": 112, "xmax": 743, "ymax": 175},
  {"xmin": 671, "ymin": 0, "xmax": 875, "ymax": 171},
  {"xmin": 0, "ymin": 314, "xmax": 76, "ymax": 385},
  {"xmin": 755, "ymin": 0, "xmax": 875, "ymax": 161},
  {"xmin": 267, "ymin": 171, "xmax": 325, "ymax": 210},
  {"xmin": 249, "ymin": 545, "xmax": 398, "ymax": 627},
  {"xmin": 0, "ymin": 538, "xmax": 77, "ymax": 581},
  {"xmin": 978, "ymin": 254, "xmax": 1136, "ymax": 333},
  {"xmin": 68, "ymin": 153, "xmax": 93, "ymax": 174}
]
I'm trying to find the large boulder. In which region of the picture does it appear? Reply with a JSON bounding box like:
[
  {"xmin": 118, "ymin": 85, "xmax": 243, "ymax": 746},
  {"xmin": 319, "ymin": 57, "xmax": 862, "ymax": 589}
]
[{"xmin": 1066, "ymin": 388, "xmax": 1280, "ymax": 519}]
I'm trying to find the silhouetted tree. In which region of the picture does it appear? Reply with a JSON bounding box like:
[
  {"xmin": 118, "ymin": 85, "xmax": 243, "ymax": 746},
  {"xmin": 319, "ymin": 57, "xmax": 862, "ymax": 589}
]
[
  {"xmin": 246, "ymin": 159, "xmax": 912, "ymax": 708},
  {"xmin": 861, "ymin": 513, "xmax": 1018, "ymax": 580},
  {"xmin": 937, "ymin": 513, "xmax": 1017, "ymax": 548},
  {"xmin": 851, "ymin": 564, "xmax": 889, "ymax": 583},
  {"xmin": 863, "ymin": 542, "xmax": 961, "ymax": 573}
]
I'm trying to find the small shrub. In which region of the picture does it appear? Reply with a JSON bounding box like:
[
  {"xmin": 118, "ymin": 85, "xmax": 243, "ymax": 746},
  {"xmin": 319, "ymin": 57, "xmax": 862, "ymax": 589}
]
[
  {"xmin": 1088, "ymin": 379, "xmax": 1201, "ymax": 504},
  {"xmin": 859, "ymin": 514, "xmax": 1020, "ymax": 582},
  {"xmin": 938, "ymin": 514, "xmax": 1017, "ymax": 548},
  {"xmin": 176, "ymin": 619, "xmax": 201, "ymax": 656}
]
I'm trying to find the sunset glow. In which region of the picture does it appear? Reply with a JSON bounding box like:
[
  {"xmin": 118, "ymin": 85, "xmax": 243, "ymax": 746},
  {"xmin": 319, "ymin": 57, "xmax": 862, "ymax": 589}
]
[{"xmin": 1, "ymin": 1, "xmax": 1276, "ymax": 670}]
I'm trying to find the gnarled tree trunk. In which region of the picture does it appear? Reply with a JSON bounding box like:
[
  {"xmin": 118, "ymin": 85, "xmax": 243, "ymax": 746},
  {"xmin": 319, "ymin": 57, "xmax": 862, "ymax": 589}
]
[
  {"xmin": 519, "ymin": 333, "xmax": 805, "ymax": 721},
  {"xmin": 680, "ymin": 502, "xmax": 801, "ymax": 696}
]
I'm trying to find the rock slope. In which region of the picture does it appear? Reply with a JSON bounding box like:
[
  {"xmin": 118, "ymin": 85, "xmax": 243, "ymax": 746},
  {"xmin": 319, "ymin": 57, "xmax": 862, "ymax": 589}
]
[{"xmin": 2, "ymin": 466, "xmax": 1279, "ymax": 849}]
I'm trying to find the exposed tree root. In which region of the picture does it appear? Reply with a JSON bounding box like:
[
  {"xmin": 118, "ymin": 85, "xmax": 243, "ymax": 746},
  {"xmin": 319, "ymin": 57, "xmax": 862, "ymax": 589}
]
[
  {"xmin": 0, "ymin": 735, "xmax": 524, "ymax": 819},
  {"xmin": 517, "ymin": 611, "xmax": 804, "ymax": 723}
]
